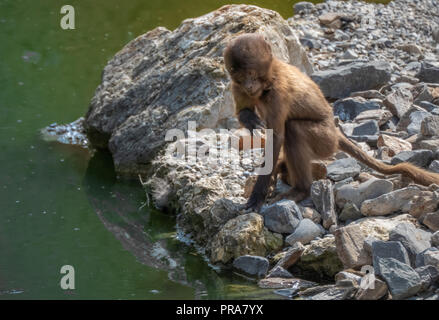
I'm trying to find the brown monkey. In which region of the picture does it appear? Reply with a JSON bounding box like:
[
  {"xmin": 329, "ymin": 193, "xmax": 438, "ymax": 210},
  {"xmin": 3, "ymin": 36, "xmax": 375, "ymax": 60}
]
[{"xmin": 224, "ymin": 33, "xmax": 439, "ymax": 212}]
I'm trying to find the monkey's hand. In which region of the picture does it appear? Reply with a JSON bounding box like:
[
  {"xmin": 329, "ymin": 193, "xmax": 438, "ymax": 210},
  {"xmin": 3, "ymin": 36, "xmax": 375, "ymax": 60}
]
[
  {"xmin": 238, "ymin": 108, "xmax": 265, "ymax": 132},
  {"xmin": 244, "ymin": 192, "xmax": 265, "ymax": 213}
]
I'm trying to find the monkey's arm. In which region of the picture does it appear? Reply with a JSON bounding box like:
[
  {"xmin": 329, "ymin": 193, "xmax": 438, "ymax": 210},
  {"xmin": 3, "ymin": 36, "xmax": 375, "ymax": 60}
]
[
  {"xmin": 232, "ymin": 83, "xmax": 265, "ymax": 131},
  {"xmin": 245, "ymin": 115, "xmax": 284, "ymax": 212}
]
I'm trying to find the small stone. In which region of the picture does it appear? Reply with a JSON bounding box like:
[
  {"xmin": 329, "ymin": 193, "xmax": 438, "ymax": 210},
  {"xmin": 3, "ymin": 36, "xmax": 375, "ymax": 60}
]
[
  {"xmin": 355, "ymin": 277, "xmax": 388, "ymax": 300},
  {"xmin": 391, "ymin": 149, "xmax": 434, "ymax": 168},
  {"xmin": 375, "ymin": 257, "xmax": 422, "ymax": 300},
  {"xmin": 274, "ymin": 242, "xmax": 305, "ymax": 269},
  {"xmin": 294, "ymin": 1, "xmax": 314, "ymax": 13},
  {"xmin": 423, "ymin": 211, "xmax": 439, "ymax": 232},
  {"xmin": 335, "ymin": 178, "xmax": 393, "ymax": 209},
  {"xmin": 383, "ymin": 87, "xmax": 413, "ymax": 119},
  {"xmin": 421, "ymin": 115, "xmax": 439, "ymax": 137},
  {"xmin": 343, "ymin": 49, "xmax": 358, "ymax": 60},
  {"xmin": 416, "ymin": 248, "xmax": 439, "ymax": 269},
  {"xmin": 354, "ymin": 109, "xmax": 392, "ymax": 126},
  {"xmin": 301, "ymin": 207, "xmax": 322, "ymax": 224},
  {"xmin": 318, "ymin": 12, "xmax": 341, "ymax": 26},
  {"xmin": 350, "ymin": 90, "xmax": 385, "ymax": 100},
  {"xmin": 327, "ymin": 158, "xmax": 361, "ymax": 181},
  {"xmin": 258, "ymin": 277, "xmax": 316, "ymax": 290},
  {"xmin": 233, "ymin": 255, "xmax": 269, "ymax": 278},
  {"xmin": 389, "ymin": 222, "xmax": 432, "ymax": 266},
  {"xmin": 308, "ymin": 285, "xmax": 357, "ymax": 300},
  {"xmin": 266, "ymin": 266, "xmax": 293, "ymax": 279},
  {"xmin": 333, "ymin": 97, "xmax": 382, "ymax": 121},
  {"xmin": 311, "ymin": 180, "xmax": 337, "ymax": 229},
  {"xmin": 415, "ymin": 265, "xmax": 439, "ymax": 291},
  {"xmin": 339, "ymin": 203, "xmax": 363, "ymax": 222},
  {"xmin": 260, "ymin": 200, "xmax": 302, "ymax": 234},
  {"xmin": 377, "ymin": 134, "xmax": 412, "ymax": 157},
  {"xmin": 416, "ymin": 62, "xmax": 439, "ymax": 84},
  {"xmin": 351, "ymin": 120, "xmax": 379, "ymax": 136},
  {"xmin": 397, "ymin": 44, "xmax": 422, "ymax": 55},
  {"xmin": 397, "ymin": 106, "xmax": 431, "ymax": 135},
  {"xmin": 432, "ymin": 231, "xmax": 439, "ymax": 247},
  {"xmin": 372, "ymin": 240, "xmax": 411, "ymax": 267},
  {"xmin": 335, "ymin": 271, "xmax": 362, "ymax": 286},
  {"xmin": 285, "ymin": 218, "xmax": 324, "ymax": 245}
]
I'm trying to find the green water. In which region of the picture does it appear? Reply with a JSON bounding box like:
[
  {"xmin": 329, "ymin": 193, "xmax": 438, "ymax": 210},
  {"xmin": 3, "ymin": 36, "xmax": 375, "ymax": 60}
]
[{"xmin": 0, "ymin": 0, "xmax": 389, "ymax": 299}]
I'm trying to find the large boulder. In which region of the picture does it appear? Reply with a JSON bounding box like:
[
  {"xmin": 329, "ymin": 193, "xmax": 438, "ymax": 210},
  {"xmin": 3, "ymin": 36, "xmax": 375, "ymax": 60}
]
[{"xmin": 84, "ymin": 4, "xmax": 312, "ymax": 175}]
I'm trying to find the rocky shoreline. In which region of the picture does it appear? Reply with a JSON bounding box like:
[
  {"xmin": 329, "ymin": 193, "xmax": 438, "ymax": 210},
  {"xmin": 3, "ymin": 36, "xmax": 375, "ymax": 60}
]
[{"xmin": 44, "ymin": 0, "xmax": 439, "ymax": 300}]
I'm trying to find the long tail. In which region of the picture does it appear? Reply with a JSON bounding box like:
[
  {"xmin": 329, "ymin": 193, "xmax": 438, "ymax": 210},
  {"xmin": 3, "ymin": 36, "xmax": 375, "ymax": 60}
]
[{"xmin": 337, "ymin": 130, "xmax": 439, "ymax": 186}]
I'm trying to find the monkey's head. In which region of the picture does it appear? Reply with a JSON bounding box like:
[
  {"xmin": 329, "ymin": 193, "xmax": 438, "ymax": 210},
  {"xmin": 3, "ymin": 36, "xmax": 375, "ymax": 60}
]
[{"xmin": 224, "ymin": 33, "xmax": 273, "ymax": 98}]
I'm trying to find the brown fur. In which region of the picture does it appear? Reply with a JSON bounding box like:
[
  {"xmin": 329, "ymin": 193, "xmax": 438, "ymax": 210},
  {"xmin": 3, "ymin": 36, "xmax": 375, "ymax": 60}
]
[{"xmin": 224, "ymin": 33, "xmax": 439, "ymax": 211}]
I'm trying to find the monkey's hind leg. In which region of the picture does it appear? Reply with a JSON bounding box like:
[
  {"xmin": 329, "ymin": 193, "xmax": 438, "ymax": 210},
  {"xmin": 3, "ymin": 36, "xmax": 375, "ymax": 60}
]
[{"xmin": 276, "ymin": 120, "xmax": 314, "ymax": 203}]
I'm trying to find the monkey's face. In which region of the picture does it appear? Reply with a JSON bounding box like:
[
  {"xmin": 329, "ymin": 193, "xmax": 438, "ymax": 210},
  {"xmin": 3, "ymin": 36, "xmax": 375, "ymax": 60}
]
[
  {"xmin": 224, "ymin": 33, "xmax": 274, "ymax": 98},
  {"xmin": 231, "ymin": 69, "xmax": 267, "ymax": 98}
]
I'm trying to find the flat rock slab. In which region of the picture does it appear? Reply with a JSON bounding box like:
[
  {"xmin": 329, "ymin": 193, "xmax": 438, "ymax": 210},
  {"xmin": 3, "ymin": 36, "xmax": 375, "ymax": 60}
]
[{"xmin": 311, "ymin": 61, "xmax": 391, "ymax": 99}]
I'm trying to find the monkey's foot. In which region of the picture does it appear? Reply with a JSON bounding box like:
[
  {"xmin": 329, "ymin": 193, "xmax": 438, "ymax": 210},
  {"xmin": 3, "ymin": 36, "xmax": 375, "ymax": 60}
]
[{"xmin": 269, "ymin": 188, "xmax": 308, "ymax": 204}]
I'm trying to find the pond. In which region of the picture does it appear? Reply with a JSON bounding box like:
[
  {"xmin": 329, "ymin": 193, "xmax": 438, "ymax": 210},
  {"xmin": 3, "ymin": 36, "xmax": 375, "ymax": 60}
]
[{"xmin": 0, "ymin": 0, "xmax": 388, "ymax": 299}]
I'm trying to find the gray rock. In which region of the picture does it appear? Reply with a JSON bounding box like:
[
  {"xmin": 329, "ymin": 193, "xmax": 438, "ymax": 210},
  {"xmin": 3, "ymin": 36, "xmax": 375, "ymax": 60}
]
[
  {"xmin": 416, "ymin": 248, "xmax": 439, "ymax": 269},
  {"xmin": 266, "ymin": 266, "xmax": 293, "ymax": 279},
  {"xmin": 350, "ymin": 90, "xmax": 385, "ymax": 100},
  {"xmin": 432, "ymin": 231, "xmax": 439, "ymax": 247},
  {"xmin": 83, "ymin": 5, "xmax": 312, "ymax": 174},
  {"xmin": 352, "ymin": 120, "xmax": 380, "ymax": 136},
  {"xmin": 375, "ymin": 257, "xmax": 422, "ymax": 300},
  {"xmin": 397, "ymin": 106, "xmax": 431, "ymax": 135},
  {"xmin": 423, "ymin": 211, "xmax": 439, "ymax": 232},
  {"xmin": 339, "ymin": 203, "xmax": 363, "ymax": 222},
  {"xmin": 327, "ymin": 158, "xmax": 361, "ymax": 181},
  {"xmin": 417, "ymin": 101, "xmax": 438, "ymax": 113},
  {"xmin": 416, "ymin": 62, "xmax": 439, "ymax": 84},
  {"xmin": 354, "ymin": 109, "xmax": 392, "ymax": 126},
  {"xmin": 433, "ymin": 26, "xmax": 439, "ymax": 43},
  {"xmin": 233, "ymin": 255, "xmax": 269, "ymax": 278},
  {"xmin": 421, "ymin": 115, "xmax": 439, "ymax": 137},
  {"xmin": 389, "ymin": 222, "xmax": 432, "ymax": 266},
  {"xmin": 383, "ymin": 87, "xmax": 413, "ymax": 119},
  {"xmin": 335, "ymin": 178, "xmax": 393, "ymax": 209},
  {"xmin": 294, "ymin": 1, "xmax": 315, "ymax": 13},
  {"xmin": 310, "ymin": 180, "xmax": 337, "ymax": 229},
  {"xmin": 408, "ymin": 112, "xmax": 433, "ymax": 135},
  {"xmin": 391, "ymin": 149, "xmax": 434, "ymax": 168},
  {"xmin": 415, "ymin": 265, "xmax": 439, "ymax": 291},
  {"xmin": 360, "ymin": 186, "xmax": 433, "ymax": 216},
  {"xmin": 428, "ymin": 160, "xmax": 439, "ymax": 173},
  {"xmin": 372, "ymin": 240, "xmax": 411, "ymax": 267},
  {"xmin": 285, "ymin": 218, "xmax": 324, "ymax": 245},
  {"xmin": 308, "ymin": 285, "xmax": 357, "ymax": 300},
  {"xmin": 414, "ymin": 84, "xmax": 435, "ymax": 104},
  {"xmin": 311, "ymin": 61, "xmax": 391, "ymax": 99},
  {"xmin": 333, "ymin": 97, "xmax": 382, "ymax": 121},
  {"xmin": 261, "ymin": 200, "xmax": 302, "ymax": 234},
  {"xmin": 343, "ymin": 49, "xmax": 358, "ymax": 60}
]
